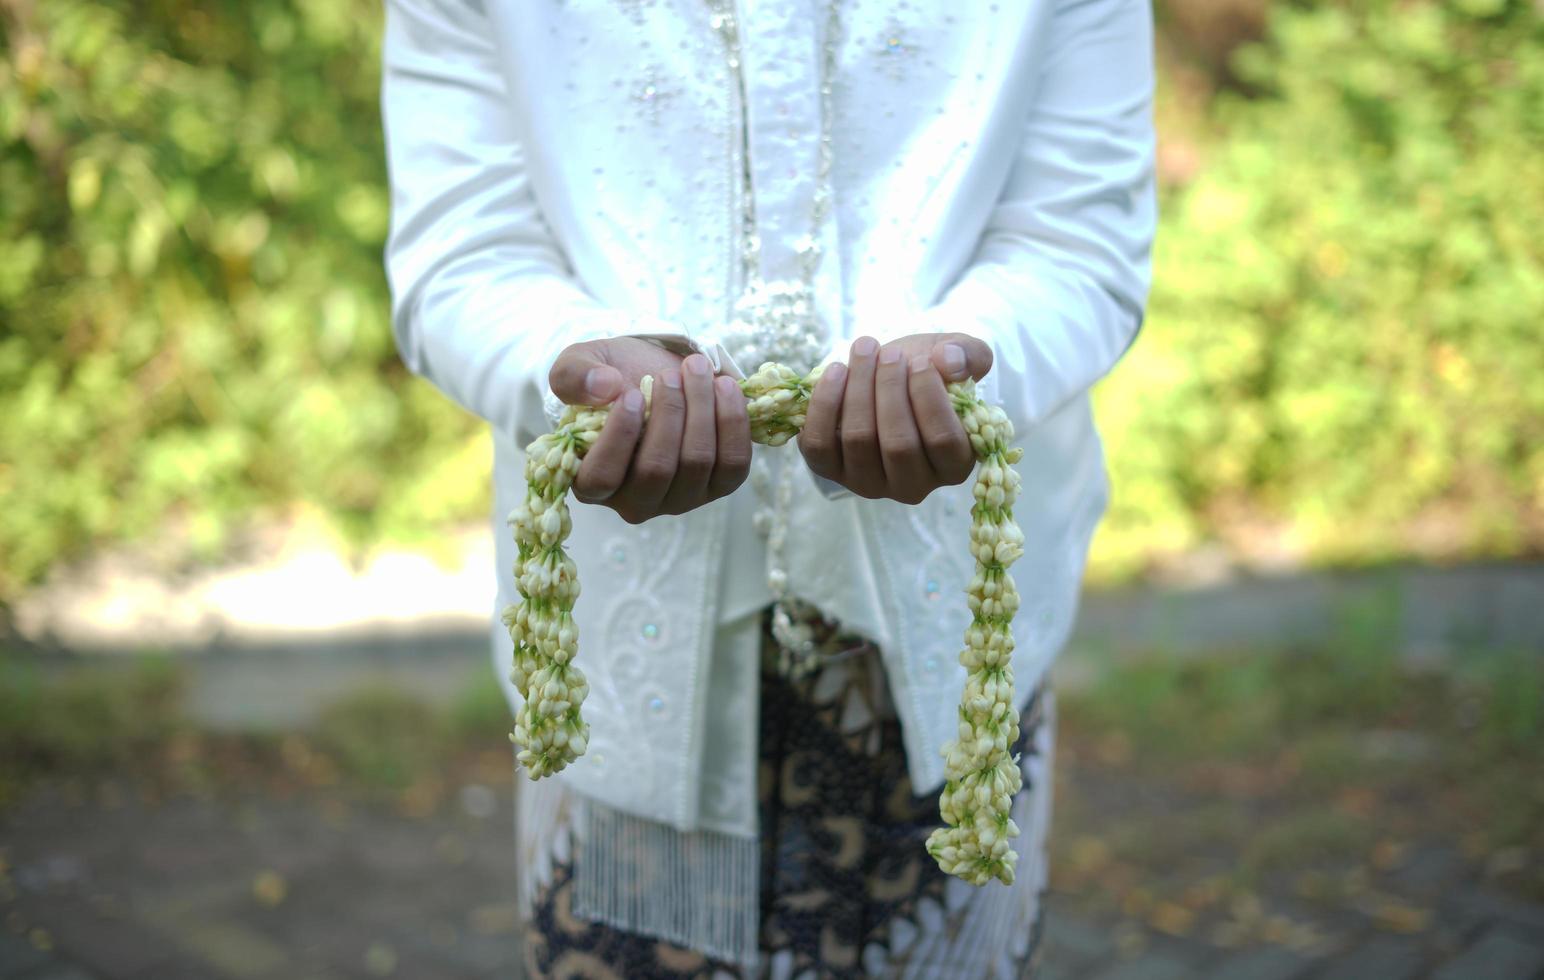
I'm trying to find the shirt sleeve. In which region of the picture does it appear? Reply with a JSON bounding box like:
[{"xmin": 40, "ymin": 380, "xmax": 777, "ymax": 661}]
[
  {"xmin": 380, "ymin": 0, "xmax": 690, "ymax": 447},
  {"xmin": 876, "ymin": 0, "xmax": 1158, "ymax": 434}
]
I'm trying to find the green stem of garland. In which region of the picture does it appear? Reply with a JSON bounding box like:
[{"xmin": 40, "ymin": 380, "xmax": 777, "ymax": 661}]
[{"xmin": 505, "ymin": 363, "xmax": 1027, "ymax": 886}]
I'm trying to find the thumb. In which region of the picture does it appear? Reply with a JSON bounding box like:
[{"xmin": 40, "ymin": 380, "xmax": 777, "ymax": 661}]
[
  {"xmin": 549, "ymin": 342, "xmax": 624, "ymax": 405},
  {"xmin": 930, "ymin": 335, "xmax": 993, "ymax": 383}
]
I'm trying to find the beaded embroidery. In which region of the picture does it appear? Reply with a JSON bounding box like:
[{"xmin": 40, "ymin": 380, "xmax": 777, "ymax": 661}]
[{"xmin": 702, "ymin": 0, "xmax": 850, "ymax": 676}]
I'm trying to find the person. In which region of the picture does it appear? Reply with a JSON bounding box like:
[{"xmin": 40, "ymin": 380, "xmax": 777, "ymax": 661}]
[{"xmin": 381, "ymin": 0, "xmax": 1156, "ymax": 975}]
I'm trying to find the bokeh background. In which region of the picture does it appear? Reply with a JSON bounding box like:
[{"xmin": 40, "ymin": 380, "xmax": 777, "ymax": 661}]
[{"xmin": 2, "ymin": 1, "xmax": 1542, "ymax": 978}]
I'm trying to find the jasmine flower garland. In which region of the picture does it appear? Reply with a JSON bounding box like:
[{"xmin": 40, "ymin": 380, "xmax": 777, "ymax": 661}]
[
  {"xmin": 924, "ymin": 384, "xmax": 1027, "ymax": 887},
  {"xmin": 505, "ymin": 364, "xmax": 1028, "ymax": 885}
]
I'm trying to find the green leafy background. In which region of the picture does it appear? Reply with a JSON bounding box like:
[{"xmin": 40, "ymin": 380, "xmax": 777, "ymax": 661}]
[{"xmin": 1, "ymin": 0, "xmax": 1540, "ymax": 602}]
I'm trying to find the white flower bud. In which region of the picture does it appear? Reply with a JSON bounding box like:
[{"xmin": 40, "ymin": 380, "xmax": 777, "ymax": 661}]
[{"xmin": 539, "ymin": 506, "xmax": 563, "ymax": 540}]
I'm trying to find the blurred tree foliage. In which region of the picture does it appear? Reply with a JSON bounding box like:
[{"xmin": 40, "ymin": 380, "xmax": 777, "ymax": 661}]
[
  {"xmin": 1092, "ymin": 0, "xmax": 1544, "ymax": 577},
  {"xmin": 0, "ymin": 0, "xmax": 488, "ymax": 600},
  {"xmin": 0, "ymin": 0, "xmax": 1539, "ymax": 601}
]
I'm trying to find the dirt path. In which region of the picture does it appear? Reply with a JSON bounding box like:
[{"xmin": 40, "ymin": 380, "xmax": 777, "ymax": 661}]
[{"xmin": 3, "ymin": 754, "xmax": 1541, "ymax": 980}]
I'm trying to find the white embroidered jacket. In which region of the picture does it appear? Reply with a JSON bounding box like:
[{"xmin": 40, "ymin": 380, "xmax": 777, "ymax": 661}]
[{"xmin": 382, "ymin": 0, "xmax": 1156, "ymax": 834}]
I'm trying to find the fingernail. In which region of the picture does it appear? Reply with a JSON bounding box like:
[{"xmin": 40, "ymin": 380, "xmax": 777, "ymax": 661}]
[
  {"xmin": 909, "ymin": 354, "xmax": 931, "ymax": 375},
  {"xmin": 942, "ymin": 343, "xmax": 966, "ymax": 377},
  {"xmin": 662, "ymin": 369, "xmax": 683, "ymax": 390},
  {"xmin": 715, "ymin": 375, "xmax": 739, "ymax": 397},
  {"xmin": 879, "ymin": 346, "xmax": 902, "ymax": 365},
  {"xmin": 684, "ymin": 353, "xmax": 710, "ymax": 376},
  {"xmin": 584, "ymin": 367, "xmax": 616, "ymax": 401},
  {"xmin": 826, "ymin": 362, "xmax": 847, "ymax": 383},
  {"xmin": 853, "ymin": 336, "xmax": 878, "ymax": 357},
  {"xmin": 622, "ymin": 388, "xmax": 644, "ymax": 413}
]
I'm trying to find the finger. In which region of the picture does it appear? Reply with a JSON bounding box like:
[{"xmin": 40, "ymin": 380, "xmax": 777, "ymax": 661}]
[
  {"xmin": 660, "ymin": 354, "xmax": 718, "ymax": 515},
  {"xmin": 908, "ymin": 354, "xmax": 976, "ymax": 485},
  {"xmin": 796, "ymin": 361, "xmax": 847, "ymax": 481},
  {"xmin": 616, "ymin": 368, "xmax": 685, "ymax": 518},
  {"xmin": 875, "ymin": 344, "xmax": 934, "ymax": 504},
  {"xmin": 549, "ymin": 343, "xmax": 624, "ymax": 405},
  {"xmin": 706, "ymin": 375, "xmax": 753, "ymax": 501},
  {"xmin": 931, "ymin": 335, "xmax": 994, "ymax": 384},
  {"xmin": 838, "ymin": 336, "xmax": 885, "ymax": 497},
  {"xmin": 572, "ymin": 387, "xmax": 646, "ymax": 503}
]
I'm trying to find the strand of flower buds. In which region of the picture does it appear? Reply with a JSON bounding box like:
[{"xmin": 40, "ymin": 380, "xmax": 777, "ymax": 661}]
[
  {"xmin": 924, "ymin": 391, "xmax": 1027, "ymax": 886},
  {"xmin": 505, "ymin": 362, "xmax": 1025, "ymax": 885},
  {"xmin": 501, "ymin": 376, "xmax": 653, "ymax": 779}
]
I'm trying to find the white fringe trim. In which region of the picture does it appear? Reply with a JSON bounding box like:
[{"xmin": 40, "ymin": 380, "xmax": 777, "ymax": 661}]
[
  {"xmin": 572, "ymin": 797, "xmax": 764, "ymax": 969},
  {"xmin": 514, "ymin": 762, "xmax": 575, "ymax": 923}
]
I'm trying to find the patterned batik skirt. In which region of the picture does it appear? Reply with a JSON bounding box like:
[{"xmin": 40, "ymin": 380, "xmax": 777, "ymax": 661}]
[{"xmin": 520, "ymin": 607, "xmax": 1054, "ymax": 979}]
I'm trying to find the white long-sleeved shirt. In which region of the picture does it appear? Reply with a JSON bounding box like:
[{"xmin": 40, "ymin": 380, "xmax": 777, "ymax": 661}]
[{"xmin": 382, "ymin": 0, "xmax": 1155, "ymax": 838}]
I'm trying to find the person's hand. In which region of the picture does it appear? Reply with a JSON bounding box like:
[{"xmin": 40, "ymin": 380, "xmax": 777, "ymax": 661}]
[
  {"xmin": 548, "ymin": 337, "xmax": 753, "ymax": 523},
  {"xmin": 796, "ymin": 333, "xmax": 993, "ymax": 504}
]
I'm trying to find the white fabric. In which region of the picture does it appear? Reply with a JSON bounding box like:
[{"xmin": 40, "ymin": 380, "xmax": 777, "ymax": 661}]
[{"xmin": 384, "ymin": 0, "xmax": 1153, "ymax": 839}]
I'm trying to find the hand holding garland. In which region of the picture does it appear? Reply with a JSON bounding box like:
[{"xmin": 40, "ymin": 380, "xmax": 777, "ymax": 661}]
[
  {"xmin": 513, "ymin": 333, "xmax": 1026, "ymax": 885},
  {"xmin": 544, "ymin": 333, "xmax": 994, "ymax": 515},
  {"xmin": 546, "ymin": 337, "xmax": 754, "ymax": 523}
]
